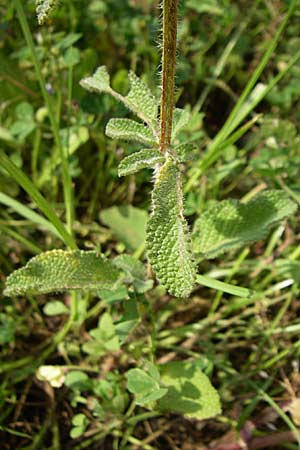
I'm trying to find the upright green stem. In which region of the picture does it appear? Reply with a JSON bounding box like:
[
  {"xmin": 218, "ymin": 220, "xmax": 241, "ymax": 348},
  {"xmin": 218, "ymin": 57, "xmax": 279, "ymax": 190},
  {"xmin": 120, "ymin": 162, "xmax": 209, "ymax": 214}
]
[
  {"xmin": 160, "ymin": 0, "xmax": 178, "ymax": 153},
  {"xmin": 14, "ymin": 0, "xmax": 75, "ymax": 237}
]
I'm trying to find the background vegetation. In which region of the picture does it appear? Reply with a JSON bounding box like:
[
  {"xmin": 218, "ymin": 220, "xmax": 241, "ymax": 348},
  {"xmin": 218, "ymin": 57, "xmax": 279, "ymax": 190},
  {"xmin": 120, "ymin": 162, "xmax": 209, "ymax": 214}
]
[{"xmin": 1, "ymin": 0, "xmax": 300, "ymax": 449}]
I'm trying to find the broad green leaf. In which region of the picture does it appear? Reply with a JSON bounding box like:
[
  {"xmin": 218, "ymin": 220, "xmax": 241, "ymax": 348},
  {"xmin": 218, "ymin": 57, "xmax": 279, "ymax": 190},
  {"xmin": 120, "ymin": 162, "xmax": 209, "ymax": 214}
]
[
  {"xmin": 147, "ymin": 158, "xmax": 196, "ymax": 297},
  {"xmin": 193, "ymin": 190, "xmax": 297, "ymax": 259},
  {"xmin": 106, "ymin": 119, "xmax": 158, "ymax": 147},
  {"xmin": 114, "ymin": 254, "xmax": 153, "ymax": 293},
  {"xmin": 36, "ymin": 0, "xmax": 59, "ymax": 24},
  {"xmin": 118, "ymin": 149, "xmax": 164, "ymax": 177},
  {"xmin": 126, "ymin": 368, "xmax": 158, "ymax": 395},
  {"xmin": 172, "ymin": 108, "xmax": 191, "ymax": 141},
  {"xmin": 80, "ymin": 66, "xmax": 111, "ymax": 93},
  {"xmin": 43, "ymin": 300, "xmax": 69, "ymax": 316},
  {"xmin": 100, "ymin": 205, "xmax": 147, "ymax": 251},
  {"xmin": 158, "ymin": 361, "xmax": 221, "ymax": 419},
  {"xmin": 4, "ymin": 250, "xmax": 120, "ymax": 296},
  {"xmin": 126, "ymin": 71, "xmax": 158, "ymax": 128}
]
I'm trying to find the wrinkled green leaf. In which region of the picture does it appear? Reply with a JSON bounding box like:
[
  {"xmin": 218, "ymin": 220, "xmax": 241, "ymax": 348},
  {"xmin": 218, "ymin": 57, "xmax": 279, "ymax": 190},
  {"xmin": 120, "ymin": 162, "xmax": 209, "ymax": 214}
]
[
  {"xmin": 126, "ymin": 71, "xmax": 158, "ymax": 128},
  {"xmin": 158, "ymin": 361, "xmax": 221, "ymax": 419},
  {"xmin": 106, "ymin": 119, "xmax": 158, "ymax": 147},
  {"xmin": 147, "ymin": 158, "xmax": 196, "ymax": 297},
  {"xmin": 193, "ymin": 190, "xmax": 297, "ymax": 259},
  {"xmin": 118, "ymin": 149, "xmax": 164, "ymax": 177},
  {"xmin": 4, "ymin": 250, "xmax": 120, "ymax": 296}
]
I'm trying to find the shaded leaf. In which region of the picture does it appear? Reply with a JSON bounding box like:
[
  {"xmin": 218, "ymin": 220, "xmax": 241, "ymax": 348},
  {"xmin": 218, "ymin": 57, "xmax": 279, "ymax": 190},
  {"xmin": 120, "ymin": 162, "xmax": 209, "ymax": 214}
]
[
  {"xmin": 193, "ymin": 190, "xmax": 297, "ymax": 259},
  {"xmin": 147, "ymin": 158, "xmax": 196, "ymax": 297},
  {"xmin": 158, "ymin": 361, "xmax": 221, "ymax": 419},
  {"xmin": 172, "ymin": 108, "xmax": 191, "ymax": 140},
  {"xmin": 118, "ymin": 149, "xmax": 164, "ymax": 177},
  {"xmin": 100, "ymin": 205, "xmax": 147, "ymax": 251},
  {"xmin": 106, "ymin": 119, "xmax": 158, "ymax": 147},
  {"xmin": 114, "ymin": 254, "xmax": 153, "ymax": 293},
  {"xmin": 43, "ymin": 300, "xmax": 69, "ymax": 316},
  {"xmin": 173, "ymin": 143, "xmax": 198, "ymax": 162},
  {"xmin": 4, "ymin": 250, "xmax": 120, "ymax": 296}
]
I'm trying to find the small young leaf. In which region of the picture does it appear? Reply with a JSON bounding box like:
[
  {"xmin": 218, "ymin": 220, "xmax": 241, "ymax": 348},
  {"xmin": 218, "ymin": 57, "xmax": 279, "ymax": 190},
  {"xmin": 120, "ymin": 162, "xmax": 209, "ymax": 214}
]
[
  {"xmin": 126, "ymin": 368, "xmax": 158, "ymax": 395},
  {"xmin": 126, "ymin": 71, "xmax": 158, "ymax": 128},
  {"xmin": 118, "ymin": 149, "xmax": 164, "ymax": 177},
  {"xmin": 173, "ymin": 143, "xmax": 198, "ymax": 162},
  {"xmin": 158, "ymin": 361, "xmax": 221, "ymax": 420},
  {"xmin": 113, "ymin": 254, "xmax": 153, "ymax": 293},
  {"xmin": 192, "ymin": 190, "xmax": 297, "ymax": 259},
  {"xmin": 4, "ymin": 250, "xmax": 120, "ymax": 296},
  {"xmin": 172, "ymin": 108, "xmax": 191, "ymax": 141},
  {"xmin": 106, "ymin": 119, "xmax": 158, "ymax": 147},
  {"xmin": 80, "ymin": 66, "xmax": 111, "ymax": 94},
  {"xmin": 147, "ymin": 158, "xmax": 196, "ymax": 297},
  {"xmin": 100, "ymin": 205, "xmax": 147, "ymax": 251},
  {"xmin": 43, "ymin": 300, "xmax": 69, "ymax": 316}
]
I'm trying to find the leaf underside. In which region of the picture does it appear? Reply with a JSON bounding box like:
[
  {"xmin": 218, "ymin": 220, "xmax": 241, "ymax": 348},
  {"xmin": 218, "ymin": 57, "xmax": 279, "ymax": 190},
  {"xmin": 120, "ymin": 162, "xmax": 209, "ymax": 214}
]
[
  {"xmin": 172, "ymin": 108, "xmax": 191, "ymax": 141},
  {"xmin": 106, "ymin": 119, "xmax": 158, "ymax": 147},
  {"xmin": 147, "ymin": 158, "xmax": 196, "ymax": 297},
  {"xmin": 4, "ymin": 250, "xmax": 120, "ymax": 296},
  {"xmin": 118, "ymin": 149, "xmax": 164, "ymax": 176},
  {"xmin": 192, "ymin": 190, "xmax": 297, "ymax": 259}
]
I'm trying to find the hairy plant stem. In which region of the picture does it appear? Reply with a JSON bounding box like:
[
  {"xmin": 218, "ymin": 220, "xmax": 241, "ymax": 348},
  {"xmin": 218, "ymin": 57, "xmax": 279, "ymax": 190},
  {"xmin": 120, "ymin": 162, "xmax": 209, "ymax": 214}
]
[{"xmin": 160, "ymin": 0, "xmax": 178, "ymax": 153}]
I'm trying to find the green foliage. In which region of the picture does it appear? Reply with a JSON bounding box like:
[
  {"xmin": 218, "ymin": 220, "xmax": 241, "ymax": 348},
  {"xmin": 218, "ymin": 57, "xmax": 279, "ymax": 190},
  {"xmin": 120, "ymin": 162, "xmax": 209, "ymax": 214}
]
[
  {"xmin": 106, "ymin": 119, "xmax": 158, "ymax": 147},
  {"xmin": 4, "ymin": 250, "xmax": 120, "ymax": 296},
  {"xmin": 113, "ymin": 254, "xmax": 153, "ymax": 293},
  {"xmin": 43, "ymin": 300, "xmax": 69, "ymax": 316},
  {"xmin": 82, "ymin": 311, "xmax": 120, "ymax": 356},
  {"xmin": 80, "ymin": 67, "xmax": 158, "ymax": 130},
  {"xmin": 158, "ymin": 361, "xmax": 221, "ymax": 419},
  {"xmin": 118, "ymin": 149, "xmax": 164, "ymax": 177},
  {"xmin": 100, "ymin": 205, "xmax": 147, "ymax": 251},
  {"xmin": 147, "ymin": 158, "xmax": 196, "ymax": 297},
  {"xmin": 192, "ymin": 190, "xmax": 297, "ymax": 259},
  {"xmin": 126, "ymin": 362, "xmax": 168, "ymax": 406},
  {"xmin": 172, "ymin": 108, "xmax": 191, "ymax": 141}
]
